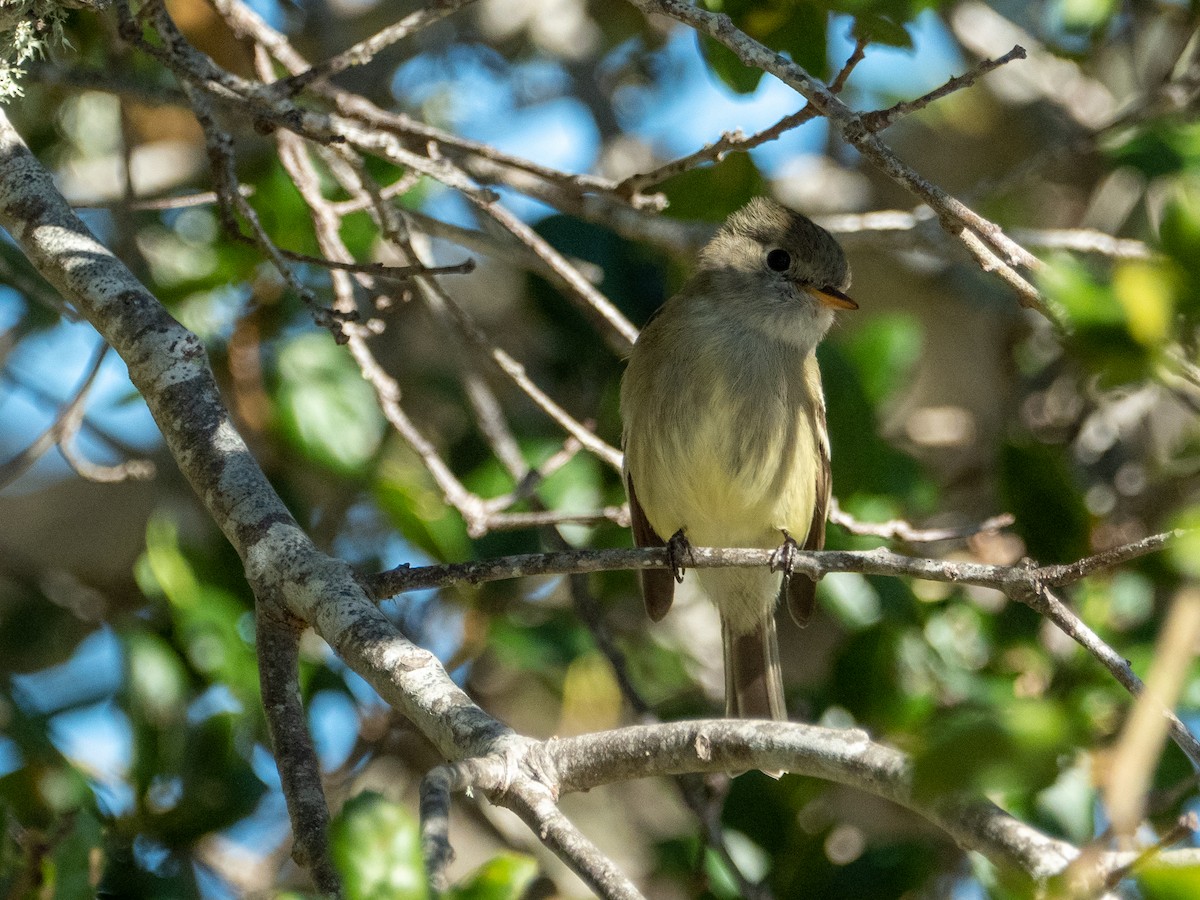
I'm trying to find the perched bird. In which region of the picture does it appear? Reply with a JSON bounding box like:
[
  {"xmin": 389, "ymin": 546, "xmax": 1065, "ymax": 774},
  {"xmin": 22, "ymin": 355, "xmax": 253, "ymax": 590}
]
[{"xmin": 620, "ymin": 197, "xmax": 856, "ymax": 721}]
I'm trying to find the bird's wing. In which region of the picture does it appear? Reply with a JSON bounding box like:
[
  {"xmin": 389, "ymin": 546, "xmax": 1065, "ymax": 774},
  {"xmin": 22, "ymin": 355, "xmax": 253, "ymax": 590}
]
[
  {"xmin": 785, "ymin": 385, "xmax": 830, "ymax": 627},
  {"xmin": 626, "ymin": 471, "xmax": 674, "ymax": 621}
]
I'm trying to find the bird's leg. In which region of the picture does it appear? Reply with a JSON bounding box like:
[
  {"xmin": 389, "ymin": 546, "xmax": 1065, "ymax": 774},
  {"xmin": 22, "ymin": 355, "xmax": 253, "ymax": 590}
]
[
  {"xmin": 666, "ymin": 528, "xmax": 693, "ymax": 583},
  {"xmin": 770, "ymin": 529, "xmax": 802, "ymax": 577}
]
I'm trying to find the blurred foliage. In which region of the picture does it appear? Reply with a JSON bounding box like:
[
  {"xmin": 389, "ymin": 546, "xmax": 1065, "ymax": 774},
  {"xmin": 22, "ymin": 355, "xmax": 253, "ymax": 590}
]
[{"xmin": 1, "ymin": 0, "xmax": 1200, "ymax": 897}]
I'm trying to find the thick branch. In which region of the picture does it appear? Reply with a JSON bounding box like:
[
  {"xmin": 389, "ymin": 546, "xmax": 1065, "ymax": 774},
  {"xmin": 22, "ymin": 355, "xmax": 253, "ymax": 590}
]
[
  {"xmin": 0, "ymin": 104, "xmax": 512, "ymax": 776},
  {"xmin": 545, "ymin": 720, "xmax": 1077, "ymax": 880}
]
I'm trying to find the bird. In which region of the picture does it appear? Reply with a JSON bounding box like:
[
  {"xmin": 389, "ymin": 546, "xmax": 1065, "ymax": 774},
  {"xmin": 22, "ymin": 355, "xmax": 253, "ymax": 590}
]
[{"xmin": 620, "ymin": 196, "xmax": 856, "ymax": 722}]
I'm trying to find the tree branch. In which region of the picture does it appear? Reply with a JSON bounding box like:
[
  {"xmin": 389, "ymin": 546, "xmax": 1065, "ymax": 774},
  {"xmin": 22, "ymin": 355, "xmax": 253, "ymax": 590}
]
[
  {"xmin": 624, "ymin": 0, "xmax": 1059, "ymax": 322},
  {"xmin": 366, "ymin": 532, "xmax": 1180, "ymax": 598},
  {"xmin": 0, "ymin": 101, "xmax": 518, "ymax": 864},
  {"xmin": 859, "ymin": 45, "xmax": 1027, "ymax": 132},
  {"xmin": 275, "ymin": 0, "xmax": 480, "ymax": 94},
  {"xmin": 256, "ymin": 600, "xmax": 342, "ymax": 897}
]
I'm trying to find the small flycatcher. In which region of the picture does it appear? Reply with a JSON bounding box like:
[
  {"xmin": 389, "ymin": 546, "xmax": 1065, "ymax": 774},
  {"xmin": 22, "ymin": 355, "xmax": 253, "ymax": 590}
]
[{"xmin": 620, "ymin": 197, "xmax": 856, "ymax": 721}]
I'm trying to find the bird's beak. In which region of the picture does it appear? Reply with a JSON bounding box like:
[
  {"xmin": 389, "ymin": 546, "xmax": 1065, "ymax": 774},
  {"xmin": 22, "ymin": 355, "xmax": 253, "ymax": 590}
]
[{"xmin": 811, "ymin": 285, "xmax": 858, "ymax": 310}]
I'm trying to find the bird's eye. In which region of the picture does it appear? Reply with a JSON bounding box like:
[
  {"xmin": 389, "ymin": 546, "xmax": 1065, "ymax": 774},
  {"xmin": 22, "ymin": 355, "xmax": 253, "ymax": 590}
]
[{"xmin": 766, "ymin": 248, "xmax": 792, "ymax": 272}]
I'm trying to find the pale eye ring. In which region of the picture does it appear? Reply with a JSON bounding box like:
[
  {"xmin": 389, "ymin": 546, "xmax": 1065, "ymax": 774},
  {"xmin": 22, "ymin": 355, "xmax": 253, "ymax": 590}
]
[{"xmin": 766, "ymin": 248, "xmax": 791, "ymax": 272}]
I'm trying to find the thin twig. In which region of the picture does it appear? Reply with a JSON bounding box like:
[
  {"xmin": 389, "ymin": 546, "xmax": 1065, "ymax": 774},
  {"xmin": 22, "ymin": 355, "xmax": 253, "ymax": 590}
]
[
  {"xmin": 275, "ymin": 0, "xmax": 480, "ymax": 94},
  {"xmin": 1103, "ymin": 813, "xmax": 1198, "ymax": 890},
  {"xmin": 616, "ymin": 37, "xmax": 868, "ymax": 198},
  {"xmin": 625, "ymin": 0, "xmax": 1057, "ymax": 323},
  {"xmin": 1010, "ymin": 228, "xmax": 1154, "ymax": 260},
  {"xmin": 859, "ymin": 45, "xmax": 1027, "ymax": 132},
  {"xmin": 828, "ymin": 498, "xmax": 1014, "ymax": 543},
  {"xmin": 274, "ymin": 124, "xmax": 494, "ymax": 534},
  {"xmin": 819, "ymin": 209, "xmax": 1155, "ymax": 261},
  {"xmin": 471, "ymin": 198, "xmax": 639, "ymax": 355},
  {"xmin": 0, "ymin": 342, "xmax": 152, "ymax": 487},
  {"xmin": 0, "ymin": 341, "xmax": 101, "ymax": 482},
  {"xmin": 364, "ymin": 531, "xmax": 1200, "ymax": 770},
  {"xmin": 388, "ymin": 217, "xmax": 625, "ymax": 470},
  {"xmin": 327, "ymin": 89, "xmax": 649, "ymax": 210},
  {"xmin": 274, "ymin": 249, "xmax": 475, "ymax": 282},
  {"xmin": 181, "ymin": 79, "xmax": 354, "ymax": 338},
  {"xmin": 1105, "ymin": 587, "xmax": 1200, "ymax": 838},
  {"xmin": 1024, "ymin": 584, "xmax": 1200, "ymax": 768},
  {"xmin": 365, "ymin": 532, "xmax": 1181, "ymax": 598}
]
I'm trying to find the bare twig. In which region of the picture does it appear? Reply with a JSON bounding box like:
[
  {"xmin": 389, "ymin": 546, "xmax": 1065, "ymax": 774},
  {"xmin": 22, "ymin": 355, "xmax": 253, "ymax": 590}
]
[
  {"xmin": 819, "ymin": 209, "xmax": 1154, "ymax": 261},
  {"xmin": 0, "ymin": 341, "xmax": 104, "ymax": 488},
  {"xmin": 1023, "ymin": 584, "xmax": 1200, "ymax": 769},
  {"xmin": 365, "ymin": 531, "xmax": 1200, "ymax": 771},
  {"xmin": 274, "ymin": 249, "xmax": 475, "ymax": 282},
  {"xmin": 275, "ymin": 0, "xmax": 479, "ymax": 94},
  {"xmin": 859, "ymin": 45, "xmax": 1027, "ymax": 132},
  {"xmin": 72, "ymin": 186, "xmax": 253, "ymax": 211},
  {"xmin": 274, "ymin": 128, "xmax": 496, "ymax": 536},
  {"xmin": 0, "ymin": 342, "xmax": 154, "ymax": 487},
  {"xmin": 828, "ymin": 498, "xmax": 1014, "ymax": 543},
  {"xmin": 326, "ymin": 90, "xmax": 650, "ymax": 210},
  {"xmin": 615, "ymin": 37, "xmax": 869, "ymax": 198},
  {"xmin": 470, "ymin": 198, "xmax": 639, "ymax": 355},
  {"xmin": 1010, "ymin": 228, "xmax": 1154, "ymax": 260},
  {"xmin": 624, "ymin": 0, "xmax": 1056, "ymax": 322},
  {"xmin": 212, "ymin": 0, "xmax": 656, "ymax": 220},
  {"xmin": 365, "ymin": 532, "xmax": 1181, "ymax": 598},
  {"xmin": 1102, "ymin": 813, "xmax": 1198, "ymax": 890},
  {"xmin": 180, "ymin": 80, "xmax": 354, "ymax": 338}
]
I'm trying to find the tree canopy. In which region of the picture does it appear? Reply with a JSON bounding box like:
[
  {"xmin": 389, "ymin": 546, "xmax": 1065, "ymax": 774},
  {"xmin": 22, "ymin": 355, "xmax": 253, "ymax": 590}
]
[{"xmin": 2, "ymin": 0, "xmax": 1200, "ymax": 898}]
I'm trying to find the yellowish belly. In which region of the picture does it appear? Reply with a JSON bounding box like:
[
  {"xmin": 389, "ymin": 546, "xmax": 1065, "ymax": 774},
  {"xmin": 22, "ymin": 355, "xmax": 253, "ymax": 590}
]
[{"xmin": 625, "ymin": 378, "xmax": 819, "ymax": 550}]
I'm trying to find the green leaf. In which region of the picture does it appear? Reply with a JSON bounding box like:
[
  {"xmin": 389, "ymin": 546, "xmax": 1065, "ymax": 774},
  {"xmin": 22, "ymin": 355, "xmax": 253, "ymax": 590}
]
[
  {"xmin": 0, "ymin": 763, "xmax": 91, "ymax": 830},
  {"xmin": 446, "ymin": 853, "xmax": 538, "ymax": 900},
  {"xmin": 1137, "ymin": 862, "xmax": 1200, "ymax": 900},
  {"xmin": 661, "ymin": 150, "xmax": 768, "ymax": 221},
  {"xmin": 840, "ymin": 312, "xmax": 922, "ymax": 407},
  {"xmin": 999, "ymin": 441, "xmax": 1089, "ymax": 565},
  {"xmin": 700, "ymin": 34, "xmax": 765, "ymax": 94},
  {"xmin": 1059, "ymin": 0, "xmax": 1118, "ymax": 33},
  {"xmin": 139, "ymin": 515, "xmax": 259, "ymax": 706},
  {"xmin": 1039, "ymin": 253, "xmax": 1124, "ymax": 328},
  {"xmin": 1106, "ymin": 121, "xmax": 1200, "ymax": 179},
  {"xmin": 149, "ymin": 712, "xmax": 265, "ymax": 846},
  {"xmin": 124, "ymin": 631, "xmax": 189, "ymax": 729},
  {"xmin": 1167, "ymin": 505, "xmax": 1200, "ymax": 579},
  {"xmin": 331, "ymin": 792, "xmax": 429, "ymax": 900},
  {"xmin": 48, "ymin": 810, "xmax": 106, "ymax": 900},
  {"xmin": 851, "ymin": 13, "xmax": 914, "ymax": 48},
  {"xmin": 697, "ymin": 0, "xmax": 829, "ymax": 94},
  {"xmin": 1158, "ymin": 179, "xmax": 1200, "ymax": 325},
  {"xmin": 275, "ymin": 331, "xmax": 385, "ymax": 476},
  {"xmin": 912, "ymin": 701, "xmax": 1074, "ymax": 799},
  {"xmin": 1037, "ymin": 254, "xmax": 1158, "ymax": 385},
  {"xmin": 375, "ymin": 445, "xmax": 472, "ymax": 562}
]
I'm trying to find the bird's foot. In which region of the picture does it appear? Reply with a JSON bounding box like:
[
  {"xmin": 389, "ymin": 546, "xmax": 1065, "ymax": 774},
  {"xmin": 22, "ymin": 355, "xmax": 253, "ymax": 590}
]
[
  {"xmin": 666, "ymin": 529, "xmax": 693, "ymax": 583},
  {"xmin": 770, "ymin": 530, "xmax": 802, "ymax": 577}
]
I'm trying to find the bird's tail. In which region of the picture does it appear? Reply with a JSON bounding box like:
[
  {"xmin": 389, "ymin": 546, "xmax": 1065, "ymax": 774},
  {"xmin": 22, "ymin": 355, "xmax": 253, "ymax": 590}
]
[{"xmin": 722, "ymin": 615, "xmax": 786, "ymax": 721}]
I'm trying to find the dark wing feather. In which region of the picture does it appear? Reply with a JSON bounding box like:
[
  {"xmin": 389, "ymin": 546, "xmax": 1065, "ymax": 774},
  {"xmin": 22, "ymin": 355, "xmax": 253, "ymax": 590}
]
[
  {"xmin": 626, "ymin": 472, "xmax": 674, "ymax": 622},
  {"xmin": 785, "ymin": 377, "xmax": 830, "ymax": 628}
]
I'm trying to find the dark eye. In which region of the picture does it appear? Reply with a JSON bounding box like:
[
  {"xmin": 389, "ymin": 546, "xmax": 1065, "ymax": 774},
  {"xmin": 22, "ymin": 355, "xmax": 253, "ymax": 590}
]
[{"xmin": 766, "ymin": 248, "xmax": 791, "ymax": 272}]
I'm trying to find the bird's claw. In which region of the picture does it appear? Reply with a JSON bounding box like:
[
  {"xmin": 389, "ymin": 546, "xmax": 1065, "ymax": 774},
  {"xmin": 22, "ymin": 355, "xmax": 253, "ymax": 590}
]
[
  {"xmin": 771, "ymin": 530, "xmax": 801, "ymax": 576},
  {"xmin": 666, "ymin": 529, "xmax": 693, "ymax": 583}
]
